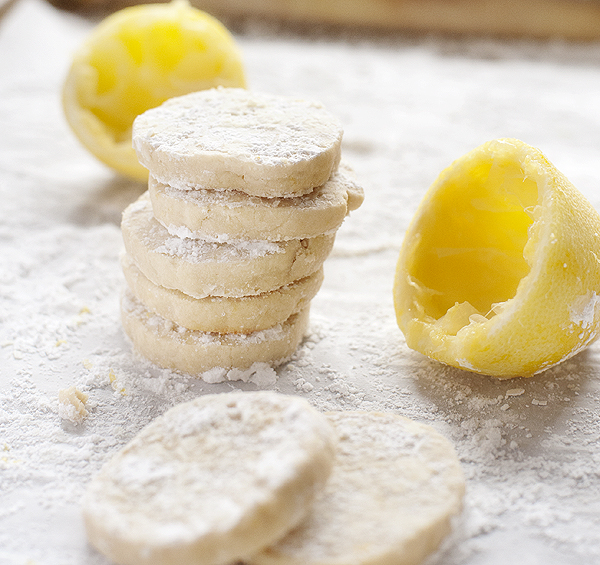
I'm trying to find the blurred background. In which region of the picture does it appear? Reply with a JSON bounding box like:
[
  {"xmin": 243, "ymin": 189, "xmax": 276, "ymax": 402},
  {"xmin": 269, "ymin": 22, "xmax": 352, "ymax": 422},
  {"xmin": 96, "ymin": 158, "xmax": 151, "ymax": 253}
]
[{"xmin": 40, "ymin": 0, "xmax": 600, "ymax": 40}]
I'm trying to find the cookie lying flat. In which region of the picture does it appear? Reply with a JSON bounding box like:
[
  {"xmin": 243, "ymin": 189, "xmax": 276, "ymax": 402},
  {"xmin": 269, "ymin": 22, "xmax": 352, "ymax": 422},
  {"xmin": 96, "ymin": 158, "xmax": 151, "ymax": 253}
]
[
  {"xmin": 252, "ymin": 411, "xmax": 465, "ymax": 565},
  {"xmin": 121, "ymin": 290, "xmax": 311, "ymax": 374},
  {"xmin": 148, "ymin": 163, "xmax": 364, "ymax": 242},
  {"xmin": 121, "ymin": 193, "xmax": 335, "ymax": 298},
  {"xmin": 121, "ymin": 252, "xmax": 323, "ymax": 334},
  {"xmin": 83, "ymin": 391, "xmax": 336, "ymax": 565},
  {"xmin": 132, "ymin": 88, "xmax": 343, "ymax": 198}
]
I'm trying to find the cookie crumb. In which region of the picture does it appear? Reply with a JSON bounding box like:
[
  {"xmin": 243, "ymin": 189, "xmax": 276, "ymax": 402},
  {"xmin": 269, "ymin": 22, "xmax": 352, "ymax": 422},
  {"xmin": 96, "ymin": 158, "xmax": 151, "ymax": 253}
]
[{"xmin": 58, "ymin": 386, "xmax": 89, "ymax": 424}]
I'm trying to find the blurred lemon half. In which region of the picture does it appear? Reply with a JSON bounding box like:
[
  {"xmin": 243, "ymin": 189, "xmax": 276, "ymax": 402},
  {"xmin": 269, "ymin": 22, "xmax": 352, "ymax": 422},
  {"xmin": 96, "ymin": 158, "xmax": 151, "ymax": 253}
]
[
  {"xmin": 394, "ymin": 138, "xmax": 600, "ymax": 378},
  {"xmin": 62, "ymin": 0, "xmax": 246, "ymax": 180}
]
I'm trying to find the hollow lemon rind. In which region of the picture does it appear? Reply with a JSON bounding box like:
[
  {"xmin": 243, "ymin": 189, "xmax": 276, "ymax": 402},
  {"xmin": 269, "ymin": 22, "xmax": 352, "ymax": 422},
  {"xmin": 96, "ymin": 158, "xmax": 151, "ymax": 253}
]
[{"xmin": 394, "ymin": 138, "xmax": 600, "ymax": 378}]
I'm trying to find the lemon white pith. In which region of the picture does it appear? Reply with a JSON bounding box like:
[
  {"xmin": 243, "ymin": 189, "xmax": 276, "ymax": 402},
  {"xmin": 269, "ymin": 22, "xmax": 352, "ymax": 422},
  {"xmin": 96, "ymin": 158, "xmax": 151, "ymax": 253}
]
[
  {"xmin": 62, "ymin": 0, "xmax": 246, "ymax": 180},
  {"xmin": 394, "ymin": 138, "xmax": 600, "ymax": 378}
]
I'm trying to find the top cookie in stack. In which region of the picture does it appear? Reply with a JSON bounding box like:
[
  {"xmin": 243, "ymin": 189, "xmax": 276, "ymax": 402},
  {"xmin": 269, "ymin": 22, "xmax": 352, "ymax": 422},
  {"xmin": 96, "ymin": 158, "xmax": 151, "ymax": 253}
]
[
  {"xmin": 120, "ymin": 87, "xmax": 363, "ymax": 379},
  {"xmin": 133, "ymin": 87, "xmax": 344, "ymax": 198}
]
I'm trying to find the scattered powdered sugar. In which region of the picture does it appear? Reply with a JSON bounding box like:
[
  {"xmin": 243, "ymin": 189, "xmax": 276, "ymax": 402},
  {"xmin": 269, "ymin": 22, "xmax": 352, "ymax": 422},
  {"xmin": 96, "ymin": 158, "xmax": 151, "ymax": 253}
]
[
  {"xmin": 154, "ymin": 232, "xmax": 282, "ymax": 262},
  {"xmin": 163, "ymin": 221, "xmax": 229, "ymax": 242},
  {"xmin": 201, "ymin": 363, "xmax": 278, "ymax": 386},
  {"xmin": 4, "ymin": 1, "xmax": 600, "ymax": 564}
]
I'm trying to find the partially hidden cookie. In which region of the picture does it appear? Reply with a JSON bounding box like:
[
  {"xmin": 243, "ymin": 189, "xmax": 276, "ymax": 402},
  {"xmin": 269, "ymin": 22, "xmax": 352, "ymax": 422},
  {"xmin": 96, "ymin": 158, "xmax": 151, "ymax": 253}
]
[
  {"xmin": 120, "ymin": 290, "xmax": 311, "ymax": 374},
  {"xmin": 132, "ymin": 87, "xmax": 343, "ymax": 198},
  {"xmin": 148, "ymin": 163, "xmax": 364, "ymax": 242},
  {"xmin": 251, "ymin": 411, "xmax": 465, "ymax": 565},
  {"xmin": 121, "ymin": 252, "xmax": 323, "ymax": 334},
  {"xmin": 121, "ymin": 192, "xmax": 335, "ymax": 298},
  {"xmin": 83, "ymin": 391, "xmax": 336, "ymax": 565}
]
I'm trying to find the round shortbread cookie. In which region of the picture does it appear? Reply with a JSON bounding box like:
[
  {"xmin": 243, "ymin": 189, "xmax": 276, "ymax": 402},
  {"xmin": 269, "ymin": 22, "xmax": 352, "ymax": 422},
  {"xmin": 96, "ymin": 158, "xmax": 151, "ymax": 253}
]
[
  {"xmin": 148, "ymin": 163, "xmax": 364, "ymax": 242},
  {"xmin": 120, "ymin": 290, "xmax": 311, "ymax": 374},
  {"xmin": 121, "ymin": 252, "xmax": 324, "ymax": 333},
  {"xmin": 121, "ymin": 192, "xmax": 335, "ymax": 298},
  {"xmin": 252, "ymin": 411, "xmax": 465, "ymax": 565},
  {"xmin": 132, "ymin": 87, "xmax": 343, "ymax": 198},
  {"xmin": 82, "ymin": 391, "xmax": 336, "ymax": 565}
]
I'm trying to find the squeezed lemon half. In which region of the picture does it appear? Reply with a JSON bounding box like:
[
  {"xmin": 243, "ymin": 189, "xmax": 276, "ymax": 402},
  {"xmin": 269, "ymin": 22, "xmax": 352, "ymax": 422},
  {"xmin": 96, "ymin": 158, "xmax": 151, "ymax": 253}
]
[
  {"xmin": 62, "ymin": 0, "xmax": 246, "ymax": 180},
  {"xmin": 394, "ymin": 138, "xmax": 600, "ymax": 378}
]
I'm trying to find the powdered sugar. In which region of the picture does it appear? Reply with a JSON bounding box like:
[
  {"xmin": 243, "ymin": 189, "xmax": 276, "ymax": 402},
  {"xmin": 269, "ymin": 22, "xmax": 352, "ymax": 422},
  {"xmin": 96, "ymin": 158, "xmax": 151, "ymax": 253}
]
[
  {"xmin": 201, "ymin": 363, "xmax": 278, "ymax": 386},
  {"xmin": 569, "ymin": 291, "xmax": 600, "ymax": 329},
  {"xmin": 157, "ymin": 168, "xmax": 354, "ymax": 210},
  {"xmin": 153, "ymin": 232, "xmax": 282, "ymax": 261},
  {"xmin": 4, "ymin": 0, "xmax": 600, "ymax": 564},
  {"xmin": 126, "ymin": 194, "xmax": 283, "ymax": 261}
]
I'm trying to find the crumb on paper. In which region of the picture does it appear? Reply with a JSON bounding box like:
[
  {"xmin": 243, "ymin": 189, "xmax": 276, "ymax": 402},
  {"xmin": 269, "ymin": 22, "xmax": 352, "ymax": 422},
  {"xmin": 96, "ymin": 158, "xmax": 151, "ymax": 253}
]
[
  {"xmin": 505, "ymin": 388, "xmax": 525, "ymax": 398},
  {"xmin": 58, "ymin": 386, "xmax": 89, "ymax": 424},
  {"xmin": 109, "ymin": 369, "xmax": 127, "ymax": 396}
]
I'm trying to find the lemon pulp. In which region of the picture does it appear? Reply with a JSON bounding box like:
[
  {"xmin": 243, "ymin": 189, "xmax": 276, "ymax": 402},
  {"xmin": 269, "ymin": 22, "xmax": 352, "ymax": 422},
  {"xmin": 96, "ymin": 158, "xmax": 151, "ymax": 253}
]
[
  {"xmin": 63, "ymin": 0, "xmax": 246, "ymax": 180},
  {"xmin": 412, "ymin": 153, "xmax": 538, "ymax": 331}
]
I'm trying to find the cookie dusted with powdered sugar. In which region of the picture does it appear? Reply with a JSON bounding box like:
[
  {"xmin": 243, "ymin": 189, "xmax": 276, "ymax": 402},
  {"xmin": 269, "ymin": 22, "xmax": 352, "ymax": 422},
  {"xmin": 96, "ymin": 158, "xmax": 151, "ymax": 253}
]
[
  {"xmin": 251, "ymin": 411, "xmax": 465, "ymax": 565},
  {"xmin": 120, "ymin": 291, "xmax": 311, "ymax": 374},
  {"xmin": 148, "ymin": 162, "xmax": 364, "ymax": 242},
  {"xmin": 132, "ymin": 87, "xmax": 343, "ymax": 198},
  {"xmin": 121, "ymin": 192, "xmax": 335, "ymax": 298},
  {"xmin": 83, "ymin": 391, "xmax": 336, "ymax": 565},
  {"xmin": 121, "ymin": 253, "xmax": 323, "ymax": 334}
]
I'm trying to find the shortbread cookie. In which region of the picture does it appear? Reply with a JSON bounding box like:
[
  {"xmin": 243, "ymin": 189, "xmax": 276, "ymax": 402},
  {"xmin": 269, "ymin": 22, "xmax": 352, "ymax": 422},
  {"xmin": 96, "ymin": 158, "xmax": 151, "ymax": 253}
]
[
  {"xmin": 252, "ymin": 411, "xmax": 465, "ymax": 565},
  {"xmin": 132, "ymin": 88, "xmax": 343, "ymax": 198},
  {"xmin": 83, "ymin": 391, "xmax": 336, "ymax": 565},
  {"xmin": 149, "ymin": 164, "xmax": 364, "ymax": 242},
  {"xmin": 121, "ymin": 193, "xmax": 335, "ymax": 298},
  {"xmin": 121, "ymin": 252, "xmax": 323, "ymax": 333},
  {"xmin": 121, "ymin": 290, "xmax": 310, "ymax": 374}
]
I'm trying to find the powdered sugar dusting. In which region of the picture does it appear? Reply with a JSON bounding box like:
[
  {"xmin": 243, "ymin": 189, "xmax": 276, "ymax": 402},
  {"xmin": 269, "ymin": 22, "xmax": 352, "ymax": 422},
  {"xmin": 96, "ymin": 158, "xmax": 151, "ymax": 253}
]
[
  {"xmin": 4, "ymin": 1, "xmax": 600, "ymax": 564},
  {"xmin": 569, "ymin": 290, "xmax": 600, "ymax": 329},
  {"xmin": 153, "ymin": 232, "xmax": 282, "ymax": 262}
]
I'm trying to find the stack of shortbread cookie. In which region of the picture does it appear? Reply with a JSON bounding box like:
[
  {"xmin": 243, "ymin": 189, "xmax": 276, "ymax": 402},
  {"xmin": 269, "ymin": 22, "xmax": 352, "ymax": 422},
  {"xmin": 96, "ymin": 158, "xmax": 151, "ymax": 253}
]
[{"xmin": 119, "ymin": 88, "xmax": 363, "ymax": 377}]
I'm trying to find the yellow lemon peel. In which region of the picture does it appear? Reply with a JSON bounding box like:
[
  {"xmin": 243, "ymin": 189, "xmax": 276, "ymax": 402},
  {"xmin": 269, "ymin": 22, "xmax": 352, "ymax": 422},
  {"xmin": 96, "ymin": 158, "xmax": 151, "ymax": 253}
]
[
  {"xmin": 62, "ymin": 0, "xmax": 246, "ymax": 180},
  {"xmin": 394, "ymin": 138, "xmax": 600, "ymax": 378}
]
